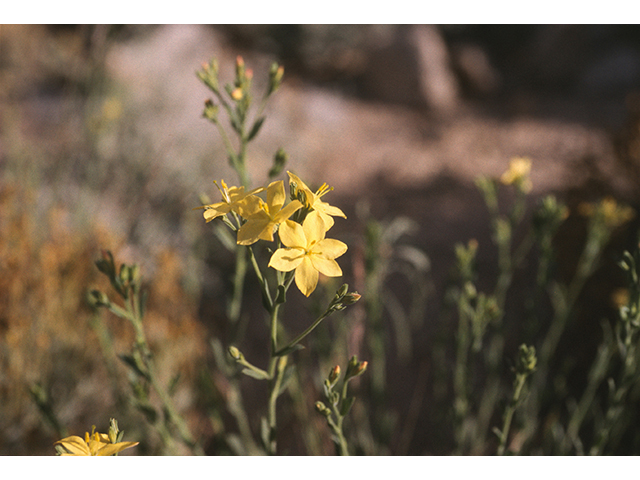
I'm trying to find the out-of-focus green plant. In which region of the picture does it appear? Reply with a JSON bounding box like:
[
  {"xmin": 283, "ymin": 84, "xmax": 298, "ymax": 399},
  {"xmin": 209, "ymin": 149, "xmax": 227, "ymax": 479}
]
[
  {"xmin": 88, "ymin": 250, "xmax": 203, "ymax": 455},
  {"xmin": 360, "ymin": 213, "xmax": 431, "ymax": 452},
  {"xmin": 448, "ymin": 156, "xmax": 636, "ymax": 455},
  {"xmin": 315, "ymin": 357, "xmax": 368, "ymax": 455},
  {"xmin": 495, "ymin": 344, "xmax": 536, "ymax": 455}
]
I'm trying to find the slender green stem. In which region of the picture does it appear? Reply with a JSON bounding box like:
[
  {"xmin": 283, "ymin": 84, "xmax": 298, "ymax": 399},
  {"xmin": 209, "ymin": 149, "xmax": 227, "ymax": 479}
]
[
  {"xmin": 266, "ymin": 355, "xmax": 287, "ymax": 455},
  {"xmin": 116, "ymin": 289, "xmax": 203, "ymax": 455},
  {"xmin": 497, "ymin": 372, "xmax": 527, "ymax": 456},
  {"xmin": 275, "ymin": 309, "xmax": 332, "ymax": 357}
]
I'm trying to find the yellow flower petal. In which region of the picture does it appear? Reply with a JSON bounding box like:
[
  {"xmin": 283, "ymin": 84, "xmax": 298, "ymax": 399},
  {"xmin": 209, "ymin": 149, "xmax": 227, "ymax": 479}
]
[
  {"xmin": 96, "ymin": 441, "xmax": 140, "ymax": 456},
  {"xmin": 237, "ymin": 216, "xmax": 273, "ymax": 245},
  {"xmin": 278, "ymin": 220, "xmax": 307, "ymax": 248},
  {"xmin": 303, "ymin": 211, "xmax": 327, "ymax": 244},
  {"xmin": 55, "ymin": 436, "xmax": 91, "ymax": 456},
  {"xmin": 203, "ymin": 202, "xmax": 231, "ymax": 222},
  {"xmin": 310, "ymin": 255, "xmax": 343, "ymax": 277},
  {"xmin": 314, "ymin": 238, "xmax": 348, "ymax": 260},
  {"xmin": 268, "ymin": 247, "xmax": 305, "ymax": 271},
  {"xmin": 266, "ymin": 181, "xmax": 286, "ymax": 212},
  {"xmin": 273, "ymin": 200, "xmax": 303, "ymax": 224},
  {"xmin": 315, "ymin": 199, "xmax": 346, "ymax": 219},
  {"xmin": 295, "ymin": 257, "xmax": 319, "ymax": 297}
]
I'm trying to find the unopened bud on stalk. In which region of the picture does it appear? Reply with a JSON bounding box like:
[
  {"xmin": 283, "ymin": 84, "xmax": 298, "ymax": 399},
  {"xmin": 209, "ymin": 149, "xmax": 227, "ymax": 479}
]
[
  {"xmin": 95, "ymin": 250, "xmax": 115, "ymax": 278},
  {"xmin": 87, "ymin": 289, "xmax": 110, "ymax": 308},
  {"xmin": 203, "ymin": 99, "xmax": 218, "ymax": 121},
  {"xmin": 231, "ymin": 88, "xmax": 244, "ymax": 101},
  {"xmin": 108, "ymin": 418, "xmax": 119, "ymax": 444},
  {"xmin": 328, "ymin": 365, "xmax": 341, "ymax": 385},
  {"xmin": 268, "ymin": 63, "xmax": 284, "ymax": 95},
  {"xmin": 515, "ymin": 344, "xmax": 537, "ymax": 375},
  {"xmin": 342, "ymin": 292, "xmax": 361, "ymax": 305},
  {"xmin": 353, "ymin": 361, "xmax": 368, "ymax": 377},
  {"xmin": 345, "ymin": 355, "xmax": 360, "ymax": 379},
  {"xmin": 315, "ymin": 401, "xmax": 331, "ymax": 417},
  {"xmin": 129, "ymin": 264, "xmax": 140, "ymax": 286},
  {"xmin": 336, "ymin": 284, "xmax": 349, "ymax": 299},
  {"xmin": 228, "ymin": 346, "xmax": 244, "ymax": 361}
]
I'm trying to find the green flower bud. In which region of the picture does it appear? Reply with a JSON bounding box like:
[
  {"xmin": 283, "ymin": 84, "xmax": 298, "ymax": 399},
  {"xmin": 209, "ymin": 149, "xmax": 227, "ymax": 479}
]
[
  {"xmin": 87, "ymin": 289, "xmax": 110, "ymax": 309},
  {"xmin": 228, "ymin": 346, "xmax": 243, "ymax": 361},
  {"xmin": 328, "ymin": 365, "xmax": 341, "ymax": 385},
  {"xmin": 108, "ymin": 418, "xmax": 119, "ymax": 444},
  {"xmin": 203, "ymin": 99, "xmax": 219, "ymax": 121},
  {"xmin": 515, "ymin": 344, "xmax": 537, "ymax": 375},
  {"xmin": 342, "ymin": 292, "xmax": 361, "ymax": 305},
  {"xmin": 315, "ymin": 401, "xmax": 331, "ymax": 417}
]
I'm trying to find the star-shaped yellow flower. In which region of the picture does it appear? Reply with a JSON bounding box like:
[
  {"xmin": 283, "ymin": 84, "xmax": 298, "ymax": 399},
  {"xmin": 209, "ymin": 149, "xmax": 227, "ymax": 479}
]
[
  {"xmin": 268, "ymin": 211, "xmax": 347, "ymax": 296},
  {"xmin": 237, "ymin": 180, "xmax": 303, "ymax": 245},
  {"xmin": 287, "ymin": 171, "xmax": 346, "ymax": 228},
  {"xmin": 196, "ymin": 180, "xmax": 264, "ymax": 222},
  {"xmin": 55, "ymin": 429, "xmax": 139, "ymax": 456}
]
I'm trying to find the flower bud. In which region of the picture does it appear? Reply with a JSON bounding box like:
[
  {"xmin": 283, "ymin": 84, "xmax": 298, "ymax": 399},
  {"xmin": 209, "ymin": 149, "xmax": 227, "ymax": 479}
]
[
  {"xmin": 328, "ymin": 365, "xmax": 341, "ymax": 385},
  {"xmin": 336, "ymin": 283, "xmax": 349, "ymax": 299},
  {"xmin": 231, "ymin": 87, "xmax": 243, "ymax": 101},
  {"xmin": 342, "ymin": 292, "xmax": 361, "ymax": 305},
  {"xmin": 108, "ymin": 418, "xmax": 119, "ymax": 444},
  {"xmin": 515, "ymin": 344, "xmax": 537, "ymax": 375},
  {"xmin": 228, "ymin": 346, "xmax": 243, "ymax": 361},
  {"xmin": 203, "ymin": 99, "xmax": 218, "ymax": 121},
  {"xmin": 345, "ymin": 355, "xmax": 360, "ymax": 379},
  {"xmin": 87, "ymin": 289, "xmax": 110, "ymax": 309},
  {"xmin": 268, "ymin": 62, "xmax": 284, "ymax": 95},
  {"xmin": 353, "ymin": 361, "xmax": 368, "ymax": 377},
  {"xmin": 315, "ymin": 401, "xmax": 331, "ymax": 417},
  {"xmin": 95, "ymin": 250, "xmax": 115, "ymax": 278}
]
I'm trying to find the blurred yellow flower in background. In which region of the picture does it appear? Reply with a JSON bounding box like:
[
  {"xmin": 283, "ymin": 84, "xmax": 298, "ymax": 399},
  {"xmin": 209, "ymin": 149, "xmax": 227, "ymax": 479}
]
[
  {"xmin": 269, "ymin": 211, "xmax": 347, "ymax": 296},
  {"xmin": 500, "ymin": 157, "xmax": 533, "ymax": 193},
  {"xmin": 578, "ymin": 196, "xmax": 635, "ymax": 228}
]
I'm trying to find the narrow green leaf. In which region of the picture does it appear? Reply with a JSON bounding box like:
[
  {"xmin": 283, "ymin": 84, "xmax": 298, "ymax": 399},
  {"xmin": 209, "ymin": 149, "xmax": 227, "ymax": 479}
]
[
  {"xmin": 339, "ymin": 396, "xmax": 356, "ymax": 417},
  {"xmin": 269, "ymin": 148, "xmax": 288, "ymax": 179},
  {"xmin": 247, "ymin": 116, "xmax": 265, "ymax": 142},
  {"xmin": 274, "ymin": 343, "xmax": 305, "ymax": 357},
  {"xmin": 275, "ymin": 284, "xmax": 287, "ymax": 305},
  {"xmin": 241, "ymin": 368, "xmax": 270, "ymax": 380},
  {"xmin": 277, "ymin": 365, "xmax": 296, "ymax": 396}
]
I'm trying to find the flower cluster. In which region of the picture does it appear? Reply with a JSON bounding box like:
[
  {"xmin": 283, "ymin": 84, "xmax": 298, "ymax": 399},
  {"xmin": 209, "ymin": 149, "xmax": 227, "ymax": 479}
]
[{"xmin": 198, "ymin": 172, "xmax": 347, "ymax": 297}]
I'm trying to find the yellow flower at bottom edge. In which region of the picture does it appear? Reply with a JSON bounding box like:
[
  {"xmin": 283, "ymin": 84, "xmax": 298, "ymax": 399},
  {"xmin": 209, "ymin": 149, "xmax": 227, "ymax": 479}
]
[
  {"xmin": 55, "ymin": 429, "xmax": 139, "ymax": 456},
  {"xmin": 268, "ymin": 211, "xmax": 347, "ymax": 297}
]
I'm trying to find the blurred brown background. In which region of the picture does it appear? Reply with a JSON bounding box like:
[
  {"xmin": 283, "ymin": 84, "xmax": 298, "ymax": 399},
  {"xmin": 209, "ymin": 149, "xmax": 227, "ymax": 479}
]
[{"xmin": 2, "ymin": 24, "xmax": 640, "ymax": 455}]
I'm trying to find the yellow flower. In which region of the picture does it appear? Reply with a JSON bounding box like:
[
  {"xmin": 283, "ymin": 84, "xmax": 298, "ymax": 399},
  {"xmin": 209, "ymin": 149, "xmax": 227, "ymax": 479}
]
[
  {"xmin": 196, "ymin": 180, "xmax": 264, "ymax": 222},
  {"xmin": 578, "ymin": 196, "xmax": 635, "ymax": 228},
  {"xmin": 500, "ymin": 157, "xmax": 532, "ymax": 193},
  {"xmin": 288, "ymin": 171, "xmax": 346, "ymax": 228},
  {"xmin": 237, "ymin": 180, "xmax": 303, "ymax": 245},
  {"xmin": 268, "ymin": 211, "xmax": 347, "ymax": 296},
  {"xmin": 55, "ymin": 428, "xmax": 139, "ymax": 456}
]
